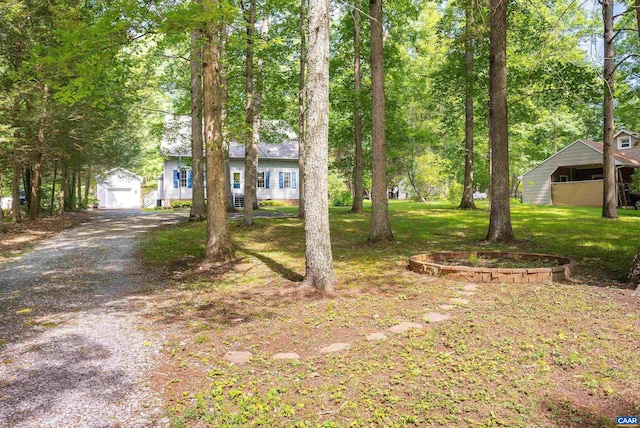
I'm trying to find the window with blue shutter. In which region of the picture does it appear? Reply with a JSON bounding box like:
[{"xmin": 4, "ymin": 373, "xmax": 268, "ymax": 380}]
[
  {"xmin": 279, "ymin": 172, "xmax": 284, "ymax": 189},
  {"xmin": 173, "ymin": 170, "xmax": 179, "ymax": 188},
  {"xmin": 265, "ymin": 171, "xmax": 270, "ymax": 188},
  {"xmin": 187, "ymin": 170, "xmax": 193, "ymax": 188},
  {"xmin": 292, "ymin": 172, "xmax": 297, "ymax": 189}
]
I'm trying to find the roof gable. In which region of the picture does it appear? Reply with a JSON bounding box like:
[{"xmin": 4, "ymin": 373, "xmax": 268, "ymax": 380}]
[
  {"xmin": 523, "ymin": 135, "xmax": 640, "ymax": 178},
  {"xmin": 161, "ymin": 116, "xmax": 299, "ymax": 160},
  {"xmin": 97, "ymin": 167, "xmax": 142, "ymax": 183},
  {"xmin": 614, "ymin": 129, "xmax": 639, "ymax": 139}
]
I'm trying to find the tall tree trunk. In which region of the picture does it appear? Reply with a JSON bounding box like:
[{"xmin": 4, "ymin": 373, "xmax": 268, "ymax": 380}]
[
  {"xmin": 23, "ymin": 167, "xmax": 31, "ymax": 214},
  {"xmin": 351, "ymin": 0, "xmax": 364, "ymax": 213},
  {"xmin": 50, "ymin": 164, "xmax": 57, "ymax": 215},
  {"xmin": 224, "ymin": 156, "xmax": 235, "ymax": 212},
  {"xmin": 486, "ymin": 0, "xmax": 513, "ymax": 242},
  {"xmin": 30, "ymin": 153, "xmax": 42, "ymax": 220},
  {"xmin": 203, "ymin": 7, "xmax": 235, "ymax": 263},
  {"xmin": 636, "ymin": 0, "xmax": 640, "ymax": 39},
  {"xmin": 252, "ymin": 17, "xmax": 267, "ymax": 211},
  {"xmin": 77, "ymin": 170, "xmax": 82, "ymax": 209},
  {"xmin": 602, "ymin": 0, "xmax": 618, "ymax": 218},
  {"xmin": 68, "ymin": 170, "xmax": 76, "ymax": 210},
  {"xmin": 298, "ymin": 0, "xmax": 307, "ymax": 219},
  {"xmin": 11, "ymin": 161, "xmax": 21, "ymax": 223},
  {"xmin": 84, "ymin": 167, "xmax": 91, "ymax": 208},
  {"xmin": 220, "ymin": 26, "xmax": 236, "ymax": 214},
  {"xmin": 628, "ymin": 247, "xmax": 640, "ymax": 292},
  {"xmin": 0, "ymin": 168, "xmax": 5, "ymax": 229},
  {"xmin": 459, "ymin": 0, "xmax": 476, "ymax": 210},
  {"xmin": 369, "ymin": 0, "xmax": 394, "ymax": 243},
  {"xmin": 60, "ymin": 165, "xmax": 68, "ymax": 212},
  {"xmin": 243, "ymin": 0, "xmax": 258, "ymax": 226},
  {"xmin": 303, "ymin": 0, "xmax": 335, "ymax": 292},
  {"xmin": 190, "ymin": 26, "xmax": 207, "ymax": 221}
]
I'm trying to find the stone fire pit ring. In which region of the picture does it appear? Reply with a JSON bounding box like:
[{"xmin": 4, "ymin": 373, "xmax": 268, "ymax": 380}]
[{"xmin": 409, "ymin": 251, "xmax": 575, "ymax": 283}]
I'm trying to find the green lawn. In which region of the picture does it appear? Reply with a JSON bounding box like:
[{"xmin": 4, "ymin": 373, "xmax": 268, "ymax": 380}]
[{"xmin": 141, "ymin": 201, "xmax": 640, "ymax": 427}]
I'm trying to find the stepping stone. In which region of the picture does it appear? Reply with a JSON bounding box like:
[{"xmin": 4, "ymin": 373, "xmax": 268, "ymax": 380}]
[
  {"xmin": 319, "ymin": 342, "xmax": 351, "ymax": 354},
  {"xmin": 272, "ymin": 352, "xmax": 300, "ymax": 360},
  {"xmin": 449, "ymin": 298, "xmax": 469, "ymax": 305},
  {"xmin": 366, "ymin": 332, "xmax": 387, "ymax": 341},
  {"xmin": 463, "ymin": 283, "xmax": 479, "ymax": 291},
  {"xmin": 423, "ymin": 312, "xmax": 451, "ymax": 323},
  {"xmin": 438, "ymin": 304, "xmax": 455, "ymax": 311},
  {"xmin": 389, "ymin": 322, "xmax": 423, "ymax": 333},
  {"xmin": 223, "ymin": 351, "xmax": 252, "ymax": 365},
  {"xmin": 458, "ymin": 291, "xmax": 476, "ymax": 296}
]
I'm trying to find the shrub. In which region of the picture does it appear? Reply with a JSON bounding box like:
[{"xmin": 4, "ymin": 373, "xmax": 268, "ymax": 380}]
[
  {"xmin": 259, "ymin": 200, "xmax": 285, "ymax": 207},
  {"xmin": 171, "ymin": 200, "xmax": 192, "ymax": 209},
  {"xmin": 448, "ymin": 182, "xmax": 463, "ymax": 203},
  {"xmin": 331, "ymin": 191, "xmax": 353, "ymax": 207}
]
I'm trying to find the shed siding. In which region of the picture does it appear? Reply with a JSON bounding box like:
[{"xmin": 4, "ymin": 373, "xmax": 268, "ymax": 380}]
[
  {"xmin": 522, "ymin": 141, "xmax": 605, "ymax": 205},
  {"xmin": 551, "ymin": 180, "xmax": 603, "ymax": 207}
]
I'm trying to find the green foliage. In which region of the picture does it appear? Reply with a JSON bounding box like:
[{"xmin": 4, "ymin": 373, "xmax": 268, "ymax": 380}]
[
  {"xmin": 171, "ymin": 200, "xmax": 192, "ymax": 209},
  {"xmin": 409, "ymin": 150, "xmax": 452, "ymax": 201},
  {"xmin": 259, "ymin": 200, "xmax": 285, "ymax": 207},
  {"xmin": 331, "ymin": 191, "xmax": 353, "ymax": 207},
  {"xmin": 630, "ymin": 170, "xmax": 640, "ymax": 193},
  {"xmin": 327, "ymin": 172, "xmax": 351, "ymax": 207}
]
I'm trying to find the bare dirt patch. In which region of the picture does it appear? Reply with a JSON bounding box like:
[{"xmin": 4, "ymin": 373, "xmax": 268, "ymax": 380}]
[{"xmin": 144, "ymin": 256, "xmax": 640, "ymax": 426}]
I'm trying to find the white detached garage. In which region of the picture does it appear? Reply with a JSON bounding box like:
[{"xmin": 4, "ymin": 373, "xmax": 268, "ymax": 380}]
[{"xmin": 96, "ymin": 168, "xmax": 142, "ymax": 209}]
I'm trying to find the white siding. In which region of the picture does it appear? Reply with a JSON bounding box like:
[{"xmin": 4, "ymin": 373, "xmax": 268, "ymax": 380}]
[
  {"xmin": 163, "ymin": 159, "xmax": 193, "ymax": 202},
  {"xmin": 522, "ymin": 141, "xmax": 607, "ymax": 205},
  {"xmin": 161, "ymin": 158, "xmax": 299, "ymax": 204},
  {"xmin": 229, "ymin": 159, "xmax": 299, "ymax": 201},
  {"xmin": 96, "ymin": 169, "xmax": 142, "ymax": 209}
]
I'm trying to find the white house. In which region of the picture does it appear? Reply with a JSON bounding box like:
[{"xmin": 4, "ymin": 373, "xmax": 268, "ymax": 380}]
[
  {"xmin": 96, "ymin": 168, "xmax": 143, "ymax": 209},
  {"xmin": 159, "ymin": 117, "xmax": 299, "ymax": 208}
]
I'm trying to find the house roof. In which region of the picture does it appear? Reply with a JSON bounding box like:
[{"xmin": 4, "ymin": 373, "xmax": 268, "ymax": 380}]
[
  {"xmin": 97, "ymin": 167, "xmax": 143, "ymax": 183},
  {"xmin": 580, "ymin": 140, "xmax": 640, "ymax": 167},
  {"xmin": 522, "ymin": 133, "xmax": 640, "ymax": 178},
  {"xmin": 161, "ymin": 116, "xmax": 299, "ymax": 161}
]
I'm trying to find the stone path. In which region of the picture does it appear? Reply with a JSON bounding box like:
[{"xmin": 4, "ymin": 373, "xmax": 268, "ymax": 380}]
[{"xmin": 221, "ymin": 281, "xmax": 483, "ymax": 367}]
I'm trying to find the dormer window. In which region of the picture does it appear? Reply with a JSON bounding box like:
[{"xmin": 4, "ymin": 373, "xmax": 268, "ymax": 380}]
[{"xmin": 619, "ymin": 137, "xmax": 632, "ymax": 149}]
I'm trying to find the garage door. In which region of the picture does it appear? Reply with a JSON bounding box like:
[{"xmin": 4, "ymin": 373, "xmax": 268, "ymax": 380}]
[{"xmin": 105, "ymin": 188, "xmax": 134, "ymax": 209}]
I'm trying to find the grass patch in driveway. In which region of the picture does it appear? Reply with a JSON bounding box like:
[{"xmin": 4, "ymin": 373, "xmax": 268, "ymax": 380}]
[{"xmin": 141, "ymin": 201, "xmax": 640, "ymax": 427}]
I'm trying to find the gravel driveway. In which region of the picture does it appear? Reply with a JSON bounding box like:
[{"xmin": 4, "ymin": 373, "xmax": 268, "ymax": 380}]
[{"xmin": 0, "ymin": 210, "xmax": 186, "ymax": 427}]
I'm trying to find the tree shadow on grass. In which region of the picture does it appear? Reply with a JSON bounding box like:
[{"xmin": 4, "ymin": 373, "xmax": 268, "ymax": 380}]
[
  {"xmin": 542, "ymin": 396, "xmax": 639, "ymax": 428},
  {"xmin": 239, "ymin": 248, "xmax": 304, "ymax": 282}
]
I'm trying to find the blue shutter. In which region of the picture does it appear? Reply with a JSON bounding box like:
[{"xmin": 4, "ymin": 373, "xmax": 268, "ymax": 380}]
[
  {"xmin": 292, "ymin": 172, "xmax": 297, "ymax": 189},
  {"xmin": 187, "ymin": 170, "xmax": 193, "ymax": 188},
  {"xmin": 173, "ymin": 170, "xmax": 179, "ymax": 188},
  {"xmin": 279, "ymin": 172, "xmax": 284, "ymax": 189},
  {"xmin": 265, "ymin": 171, "xmax": 270, "ymax": 188}
]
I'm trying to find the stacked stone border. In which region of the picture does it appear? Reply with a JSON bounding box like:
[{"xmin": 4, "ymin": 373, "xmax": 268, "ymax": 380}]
[{"xmin": 408, "ymin": 251, "xmax": 575, "ymax": 283}]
